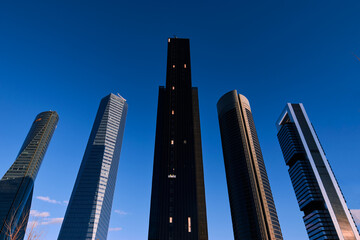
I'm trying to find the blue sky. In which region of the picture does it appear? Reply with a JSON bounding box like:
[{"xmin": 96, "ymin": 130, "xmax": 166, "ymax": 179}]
[{"xmin": 1, "ymin": 0, "xmax": 360, "ymax": 239}]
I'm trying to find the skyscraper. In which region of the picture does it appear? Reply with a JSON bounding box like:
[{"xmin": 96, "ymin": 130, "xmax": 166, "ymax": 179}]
[
  {"xmin": 58, "ymin": 93, "xmax": 128, "ymax": 240},
  {"xmin": 0, "ymin": 111, "xmax": 59, "ymax": 240},
  {"xmin": 276, "ymin": 103, "xmax": 360, "ymax": 240},
  {"xmin": 148, "ymin": 38, "xmax": 208, "ymax": 240},
  {"xmin": 217, "ymin": 90, "xmax": 283, "ymax": 240}
]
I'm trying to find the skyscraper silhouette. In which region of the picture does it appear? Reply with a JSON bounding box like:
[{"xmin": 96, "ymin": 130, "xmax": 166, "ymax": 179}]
[
  {"xmin": 0, "ymin": 111, "xmax": 59, "ymax": 240},
  {"xmin": 217, "ymin": 90, "xmax": 283, "ymax": 240},
  {"xmin": 276, "ymin": 103, "xmax": 360, "ymax": 240},
  {"xmin": 58, "ymin": 93, "xmax": 127, "ymax": 240},
  {"xmin": 148, "ymin": 38, "xmax": 208, "ymax": 240}
]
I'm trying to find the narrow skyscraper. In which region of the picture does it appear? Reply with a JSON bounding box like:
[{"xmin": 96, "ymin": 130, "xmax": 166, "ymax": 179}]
[
  {"xmin": 0, "ymin": 111, "xmax": 59, "ymax": 240},
  {"xmin": 148, "ymin": 38, "xmax": 208, "ymax": 240},
  {"xmin": 58, "ymin": 93, "xmax": 127, "ymax": 240},
  {"xmin": 217, "ymin": 90, "xmax": 283, "ymax": 240},
  {"xmin": 276, "ymin": 103, "xmax": 360, "ymax": 240}
]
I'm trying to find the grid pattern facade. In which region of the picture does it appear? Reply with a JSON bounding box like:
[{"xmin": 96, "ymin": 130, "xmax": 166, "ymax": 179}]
[
  {"xmin": 148, "ymin": 38, "xmax": 208, "ymax": 240},
  {"xmin": 217, "ymin": 90, "xmax": 283, "ymax": 240},
  {"xmin": 276, "ymin": 103, "xmax": 360, "ymax": 240},
  {"xmin": 58, "ymin": 94, "xmax": 127, "ymax": 240},
  {"xmin": 0, "ymin": 111, "xmax": 59, "ymax": 240}
]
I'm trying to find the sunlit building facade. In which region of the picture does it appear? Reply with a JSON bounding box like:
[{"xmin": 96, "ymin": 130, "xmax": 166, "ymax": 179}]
[
  {"xmin": 148, "ymin": 38, "xmax": 208, "ymax": 240},
  {"xmin": 0, "ymin": 111, "xmax": 59, "ymax": 240},
  {"xmin": 58, "ymin": 93, "xmax": 128, "ymax": 240},
  {"xmin": 276, "ymin": 103, "xmax": 360, "ymax": 240},
  {"xmin": 217, "ymin": 90, "xmax": 283, "ymax": 240}
]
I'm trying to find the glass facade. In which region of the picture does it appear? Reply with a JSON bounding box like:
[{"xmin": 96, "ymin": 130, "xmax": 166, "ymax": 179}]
[
  {"xmin": 148, "ymin": 38, "xmax": 208, "ymax": 240},
  {"xmin": 276, "ymin": 103, "xmax": 360, "ymax": 240},
  {"xmin": 0, "ymin": 111, "xmax": 59, "ymax": 240},
  {"xmin": 58, "ymin": 93, "xmax": 128, "ymax": 240},
  {"xmin": 217, "ymin": 90, "xmax": 283, "ymax": 240}
]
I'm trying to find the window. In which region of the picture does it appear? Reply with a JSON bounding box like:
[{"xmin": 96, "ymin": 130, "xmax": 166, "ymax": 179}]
[
  {"xmin": 171, "ymin": 140, "xmax": 174, "ymax": 145},
  {"xmin": 172, "ymin": 65, "xmax": 175, "ymax": 68},
  {"xmin": 188, "ymin": 217, "xmax": 191, "ymax": 232},
  {"xmin": 172, "ymin": 86, "xmax": 175, "ymax": 90},
  {"xmin": 168, "ymin": 38, "xmax": 171, "ymax": 43},
  {"xmin": 184, "ymin": 64, "xmax": 187, "ymax": 68},
  {"xmin": 172, "ymin": 110, "xmax": 174, "ymax": 115},
  {"xmin": 169, "ymin": 217, "xmax": 173, "ymax": 223}
]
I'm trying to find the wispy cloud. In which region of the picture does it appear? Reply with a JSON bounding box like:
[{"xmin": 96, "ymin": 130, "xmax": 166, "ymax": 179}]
[
  {"xmin": 109, "ymin": 227, "xmax": 122, "ymax": 231},
  {"xmin": 41, "ymin": 218, "xmax": 63, "ymax": 225},
  {"xmin": 36, "ymin": 196, "xmax": 61, "ymax": 204},
  {"xmin": 114, "ymin": 210, "xmax": 128, "ymax": 215},
  {"xmin": 28, "ymin": 218, "xmax": 64, "ymax": 227},
  {"xmin": 30, "ymin": 210, "xmax": 50, "ymax": 218},
  {"xmin": 28, "ymin": 211, "xmax": 63, "ymax": 228},
  {"xmin": 351, "ymin": 209, "xmax": 360, "ymax": 225},
  {"xmin": 36, "ymin": 196, "xmax": 68, "ymax": 205},
  {"xmin": 27, "ymin": 220, "xmax": 40, "ymax": 228}
]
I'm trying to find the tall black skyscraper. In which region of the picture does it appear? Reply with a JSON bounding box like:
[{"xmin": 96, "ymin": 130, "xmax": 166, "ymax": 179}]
[
  {"xmin": 58, "ymin": 93, "xmax": 127, "ymax": 240},
  {"xmin": 217, "ymin": 90, "xmax": 283, "ymax": 240},
  {"xmin": 276, "ymin": 103, "xmax": 360, "ymax": 240},
  {"xmin": 148, "ymin": 38, "xmax": 208, "ymax": 240},
  {"xmin": 0, "ymin": 111, "xmax": 59, "ymax": 240}
]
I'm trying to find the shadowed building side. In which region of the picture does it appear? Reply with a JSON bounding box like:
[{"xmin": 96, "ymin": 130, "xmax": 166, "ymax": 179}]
[
  {"xmin": 217, "ymin": 90, "xmax": 283, "ymax": 240},
  {"xmin": 58, "ymin": 93, "xmax": 127, "ymax": 240},
  {"xmin": 0, "ymin": 111, "xmax": 59, "ymax": 240},
  {"xmin": 276, "ymin": 103, "xmax": 360, "ymax": 240},
  {"xmin": 148, "ymin": 38, "xmax": 208, "ymax": 240}
]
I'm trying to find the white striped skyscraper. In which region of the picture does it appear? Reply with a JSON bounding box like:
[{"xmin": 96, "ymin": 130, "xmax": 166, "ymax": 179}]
[{"xmin": 58, "ymin": 93, "xmax": 128, "ymax": 240}]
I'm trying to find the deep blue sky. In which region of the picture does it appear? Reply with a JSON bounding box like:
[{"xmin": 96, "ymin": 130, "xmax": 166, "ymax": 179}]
[{"xmin": 1, "ymin": 0, "xmax": 360, "ymax": 239}]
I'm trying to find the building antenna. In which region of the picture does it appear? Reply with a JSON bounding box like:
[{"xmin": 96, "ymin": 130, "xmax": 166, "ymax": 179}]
[{"xmin": 117, "ymin": 93, "xmax": 126, "ymax": 101}]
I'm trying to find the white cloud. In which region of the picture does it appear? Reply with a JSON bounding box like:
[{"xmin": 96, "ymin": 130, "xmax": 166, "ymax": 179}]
[
  {"xmin": 114, "ymin": 210, "xmax": 128, "ymax": 215},
  {"xmin": 41, "ymin": 218, "xmax": 64, "ymax": 225},
  {"xmin": 63, "ymin": 200, "xmax": 69, "ymax": 205},
  {"xmin": 109, "ymin": 227, "xmax": 122, "ymax": 231},
  {"xmin": 27, "ymin": 211, "xmax": 63, "ymax": 228},
  {"xmin": 351, "ymin": 209, "xmax": 360, "ymax": 225},
  {"xmin": 36, "ymin": 196, "xmax": 61, "ymax": 204},
  {"xmin": 27, "ymin": 220, "xmax": 40, "ymax": 228},
  {"xmin": 30, "ymin": 210, "xmax": 50, "ymax": 218}
]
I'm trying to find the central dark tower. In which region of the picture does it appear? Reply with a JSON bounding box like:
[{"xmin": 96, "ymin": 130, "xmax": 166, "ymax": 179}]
[{"xmin": 148, "ymin": 38, "xmax": 208, "ymax": 240}]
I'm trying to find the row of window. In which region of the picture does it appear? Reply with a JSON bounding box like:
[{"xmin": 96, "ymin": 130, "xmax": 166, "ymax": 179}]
[
  {"xmin": 172, "ymin": 64, "xmax": 187, "ymax": 69},
  {"xmin": 167, "ymin": 217, "xmax": 192, "ymax": 233}
]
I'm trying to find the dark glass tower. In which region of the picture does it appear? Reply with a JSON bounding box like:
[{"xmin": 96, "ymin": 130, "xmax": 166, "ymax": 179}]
[
  {"xmin": 58, "ymin": 93, "xmax": 128, "ymax": 240},
  {"xmin": 276, "ymin": 103, "xmax": 360, "ymax": 240},
  {"xmin": 148, "ymin": 38, "xmax": 208, "ymax": 240},
  {"xmin": 217, "ymin": 90, "xmax": 283, "ymax": 240},
  {"xmin": 0, "ymin": 111, "xmax": 59, "ymax": 240}
]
